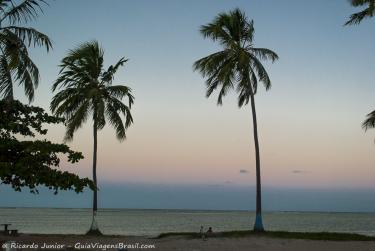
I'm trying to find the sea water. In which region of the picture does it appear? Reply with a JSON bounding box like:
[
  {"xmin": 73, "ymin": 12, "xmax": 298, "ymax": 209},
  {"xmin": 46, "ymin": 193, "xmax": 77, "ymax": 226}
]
[{"xmin": 0, "ymin": 208, "xmax": 374, "ymax": 236}]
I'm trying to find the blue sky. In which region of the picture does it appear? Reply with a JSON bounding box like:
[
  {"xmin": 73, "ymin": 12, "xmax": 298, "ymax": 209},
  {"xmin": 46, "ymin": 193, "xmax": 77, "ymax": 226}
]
[{"xmin": 4, "ymin": 0, "xmax": 375, "ymax": 211}]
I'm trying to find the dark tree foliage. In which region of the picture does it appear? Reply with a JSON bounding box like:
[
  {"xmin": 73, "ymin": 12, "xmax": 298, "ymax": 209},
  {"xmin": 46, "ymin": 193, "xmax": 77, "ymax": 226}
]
[{"xmin": 0, "ymin": 100, "xmax": 95, "ymax": 194}]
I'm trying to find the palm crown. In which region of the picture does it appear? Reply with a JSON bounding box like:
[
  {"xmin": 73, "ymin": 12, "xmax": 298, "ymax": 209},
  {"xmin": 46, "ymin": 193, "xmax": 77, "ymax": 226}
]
[
  {"xmin": 0, "ymin": 0, "xmax": 52, "ymax": 102},
  {"xmin": 51, "ymin": 41, "xmax": 134, "ymax": 142},
  {"xmin": 193, "ymin": 8, "xmax": 278, "ymax": 106}
]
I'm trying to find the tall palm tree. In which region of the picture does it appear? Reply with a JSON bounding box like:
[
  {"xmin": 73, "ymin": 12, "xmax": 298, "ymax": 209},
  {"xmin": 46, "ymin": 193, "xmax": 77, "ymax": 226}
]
[
  {"xmin": 345, "ymin": 0, "xmax": 375, "ymax": 25},
  {"xmin": 193, "ymin": 9, "xmax": 278, "ymax": 232},
  {"xmin": 0, "ymin": 0, "xmax": 52, "ymax": 102},
  {"xmin": 51, "ymin": 41, "xmax": 134, "ymax": 234}
]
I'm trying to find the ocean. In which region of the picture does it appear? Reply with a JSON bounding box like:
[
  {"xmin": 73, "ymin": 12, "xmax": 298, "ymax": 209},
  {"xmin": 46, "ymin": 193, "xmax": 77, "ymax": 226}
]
[{"xmin": 0, "ymin": 208, "xmax": 374, "ymax": 237}]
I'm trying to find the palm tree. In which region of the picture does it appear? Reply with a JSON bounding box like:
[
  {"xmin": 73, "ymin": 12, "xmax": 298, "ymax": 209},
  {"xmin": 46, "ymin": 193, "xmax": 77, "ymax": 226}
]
[
  {"xmin": 51, "ymin": 41, "xmax": 134, "ymax": 234},
  {"xmin": 345, "ymin": 0, "xmax": 375, "ymax": 25},
  {"xmin": 0, "ymin": 0, "xmax": 52, "ymax": 102},
  {"xmin": 193, "ymin": 9, "xmax": 278, "ymax": 232}
]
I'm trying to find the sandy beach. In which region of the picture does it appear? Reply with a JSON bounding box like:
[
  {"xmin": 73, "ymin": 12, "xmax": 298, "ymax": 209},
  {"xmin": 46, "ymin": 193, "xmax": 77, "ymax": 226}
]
[{"xmin": 1, "ymin": 233, "xmax": 375, "ymax": 251}]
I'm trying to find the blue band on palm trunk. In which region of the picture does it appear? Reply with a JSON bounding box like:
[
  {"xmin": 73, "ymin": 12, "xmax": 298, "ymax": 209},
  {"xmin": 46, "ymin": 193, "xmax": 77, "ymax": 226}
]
[{"xmin": 254, "ymin": 213, "xmax": 264, "ymax": 230}]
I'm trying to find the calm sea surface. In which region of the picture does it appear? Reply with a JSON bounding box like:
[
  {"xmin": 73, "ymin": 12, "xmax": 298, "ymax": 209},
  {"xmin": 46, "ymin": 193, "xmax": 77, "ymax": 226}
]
[{"xmin": 0, "ymin": 208, "xmax": 374, "ymax": 236}]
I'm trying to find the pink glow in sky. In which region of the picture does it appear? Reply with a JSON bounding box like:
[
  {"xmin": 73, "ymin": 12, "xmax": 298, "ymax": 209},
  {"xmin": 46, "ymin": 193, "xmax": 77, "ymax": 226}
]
[{"xmin": 13, "ymin": 0, "xmax": 375, "ymax": 189}]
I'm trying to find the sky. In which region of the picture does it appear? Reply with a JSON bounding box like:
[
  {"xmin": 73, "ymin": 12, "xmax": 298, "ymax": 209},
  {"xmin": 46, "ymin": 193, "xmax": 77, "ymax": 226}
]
[{"xmin": 4, "ymin": 0, "xmax": 375, "ymax": 211}]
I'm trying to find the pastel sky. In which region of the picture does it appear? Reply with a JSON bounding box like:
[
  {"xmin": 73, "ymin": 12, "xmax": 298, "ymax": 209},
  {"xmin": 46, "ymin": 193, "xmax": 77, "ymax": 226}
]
[{"xmin": 12, "ymin": 0, "xmax": 375, "ymax": 191}]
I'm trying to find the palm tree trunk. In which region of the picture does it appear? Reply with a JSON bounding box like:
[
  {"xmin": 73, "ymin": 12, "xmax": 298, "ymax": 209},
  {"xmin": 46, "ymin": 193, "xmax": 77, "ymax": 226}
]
[
  {"xmin": 249, "ymin": 91, "xmax": 264, "ymax": 232},
  {"xmin": 89, "ymin": 119, "xmax": 100, "ymax": 233}
]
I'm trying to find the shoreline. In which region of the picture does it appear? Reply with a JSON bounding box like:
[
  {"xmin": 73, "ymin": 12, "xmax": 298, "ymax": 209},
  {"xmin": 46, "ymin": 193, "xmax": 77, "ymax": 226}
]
[
  {"xmin": 1, "ymin": 207, "xmax": 375, "ymax": 214},
  {"xmin": 2, "ymin": 230, "xmax": 375, "ymax": 240}
]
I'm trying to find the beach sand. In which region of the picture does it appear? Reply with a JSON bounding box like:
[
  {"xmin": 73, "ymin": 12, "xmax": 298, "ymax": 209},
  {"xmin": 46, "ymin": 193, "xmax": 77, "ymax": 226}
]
[{"xmin": 1, "ymin": 234, "xmax": 375, "ymax": 251}]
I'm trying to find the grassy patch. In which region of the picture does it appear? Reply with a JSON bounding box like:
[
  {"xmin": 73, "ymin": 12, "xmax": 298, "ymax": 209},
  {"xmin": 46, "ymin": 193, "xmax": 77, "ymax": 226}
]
[
  {"xmin": 264, "ymin": 231, "xmax": 375, "ymax": 241},
  {"xmin": 156, "ymin": 230, "xmax": 375, "ymax": 241}
]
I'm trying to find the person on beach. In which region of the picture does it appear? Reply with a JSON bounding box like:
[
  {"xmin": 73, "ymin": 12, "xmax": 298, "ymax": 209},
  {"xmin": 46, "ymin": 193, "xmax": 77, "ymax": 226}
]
[{"xmin": 206, "ymin": 227, "xmax": 213, "ymax": 237}]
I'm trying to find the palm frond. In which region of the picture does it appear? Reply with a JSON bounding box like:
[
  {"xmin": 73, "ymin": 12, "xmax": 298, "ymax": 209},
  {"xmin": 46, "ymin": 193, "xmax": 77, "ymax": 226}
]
[
  {"xmin": 345, "ymin": 9, "xmax": 371, "ymax": 25},
  {"xmin": 15, "ymin": 52, "xmax": 39, "ymax": 102},
  {"xmin": 51, "ymin": 87, "xmax": 86, "ymax": 119},
  {"xmin": 105, "ymin": 102, "xmax": 126, "ymax": 140},
  {"xmin": 345, "ymin": 0, "xmax": 375, "ymax": 25},
  {"xmin": 248, "ymin": 53, "xmax": 272, "ymax": 91},
  {"xmin": 243, "ymin": 19, "xmax": 255, "ymax": 44},
  {"xmin": 6, "ymin": 26, "xmax": 52, "ymax": 51},
  {"xmin": 64, "ymin": 101, "xmax": 90, "ymax": 142},
  {"xmin": 194, "ymin": 50, "xmax": 236, "ymax": 104},
  {"xmin": 1, "ymin": 0, "xmax": 47, "ymax": 24},
  {"xmin": 362, "ymin": 110, "xmax": 375, "ymax": 131},
  {"xmin": 0, "ymin": 55, "xmax": 14, "ymax": 100},
  {"xmin": 101, "ymin": 57, "xmax": 128, "ymax": 84},
  {"xmin": 237, "ymin": 67, "xmax": 257, "ymax": 107},
  {"xmin": 193, "ymin": 50, "xmax": 231, "ymax": 77},
  {"xmin": 105, "ymin": 85, "xmax": 134, "ymax": 107},
  {"xmin": 200, "ymin": 8, "xmax": 252, "ymax": 48},
  {"xmin": 16, "ymin": 60, "xmax": 34, "ymax": 101},
  {"xmin": 250, "ymin": 48, "xmax": 279, "ymax": 62},
  {"xmin": 105, "ymin": 97, "xmax": 133, "ymax": 140}
]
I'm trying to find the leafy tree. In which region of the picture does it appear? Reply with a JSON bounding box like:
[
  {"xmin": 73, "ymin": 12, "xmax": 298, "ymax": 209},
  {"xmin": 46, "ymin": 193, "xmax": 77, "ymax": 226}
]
[
  {"xmin": 345, "ymin": 0, "xmax": 375, "ymax": 25},
  {"xmin": 193, "ymin": 9, "xmax": 278, "ymax": 231},
  {"xmin": 51, "ymin": 41, "xmax": 134, "ymax": 234},
  {"xmin": 0, "ymin": 0, "xmax": 52, "ymax": 102},
  {"xmin": 0, "ymin": 99, "xmax": 95, "ymax": 193}
]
